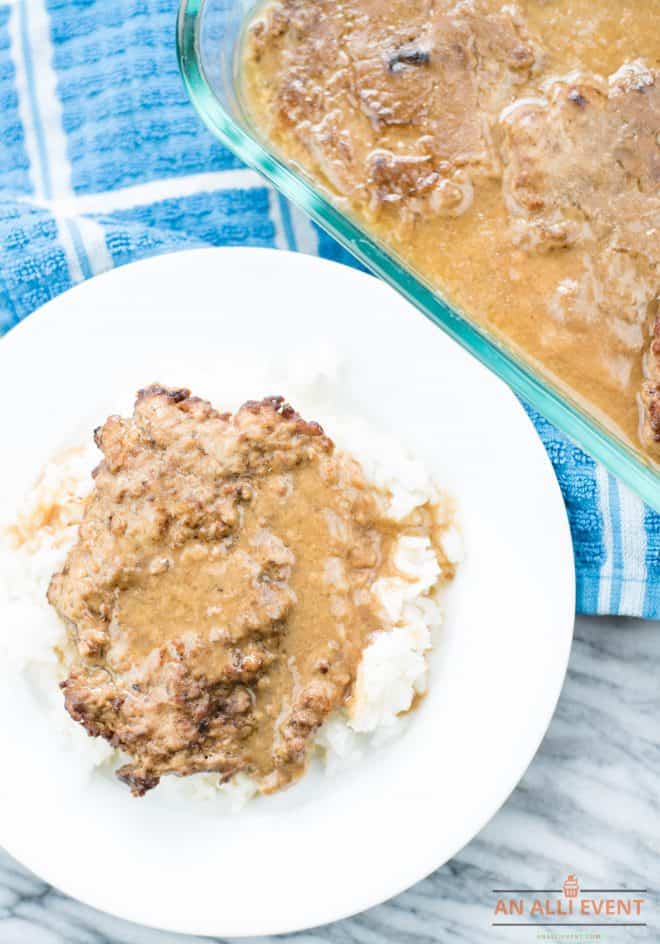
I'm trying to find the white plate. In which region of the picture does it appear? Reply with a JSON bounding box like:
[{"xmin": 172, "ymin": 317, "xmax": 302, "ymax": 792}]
[{"xmin": 0, "ymin": 248, "xmax": 574, "ymax": 937}]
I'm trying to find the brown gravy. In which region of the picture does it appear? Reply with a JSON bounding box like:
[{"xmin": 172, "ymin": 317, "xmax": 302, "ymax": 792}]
[{"xmin": 241, "ymin": 0, "xmax": 660, "ymax": 464}]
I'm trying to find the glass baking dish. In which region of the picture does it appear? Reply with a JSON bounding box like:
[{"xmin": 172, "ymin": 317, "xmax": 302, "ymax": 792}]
[{"xmin": 176, "ymin": 0, "xmax": 660, "ymax": 512}]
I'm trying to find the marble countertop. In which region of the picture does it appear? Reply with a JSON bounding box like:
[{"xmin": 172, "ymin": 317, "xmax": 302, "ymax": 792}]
[{"xmin": 1, "ymin": 614, "xmax": 658, "ymax": 944}]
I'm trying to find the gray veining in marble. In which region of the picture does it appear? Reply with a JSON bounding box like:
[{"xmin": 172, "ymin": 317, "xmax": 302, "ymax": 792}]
[{"xmin": 1, "ymin": 615, "xmax": 658, "ymax": 944}]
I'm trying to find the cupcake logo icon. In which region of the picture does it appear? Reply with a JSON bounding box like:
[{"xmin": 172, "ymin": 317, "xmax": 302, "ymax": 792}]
[{"xmin": 563, "ymin": 874, "xmax": 579, "ymax": 898}]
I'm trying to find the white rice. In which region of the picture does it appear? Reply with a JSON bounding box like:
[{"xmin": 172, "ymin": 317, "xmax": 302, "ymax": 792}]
[{"xmin": 0, "ymin": 397, "xmax": 461, "ymax": 811}]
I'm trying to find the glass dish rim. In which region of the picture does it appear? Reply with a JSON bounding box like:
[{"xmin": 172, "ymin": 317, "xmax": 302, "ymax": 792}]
[{"xmin": 176, "ymin": 0, "xmax": 660, "ymax": 512}]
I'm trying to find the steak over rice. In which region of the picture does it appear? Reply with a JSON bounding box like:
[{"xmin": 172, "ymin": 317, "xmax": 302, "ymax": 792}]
[{"xmin": 47, "ymin": 385, "xmax": 452, "ymax": 796}]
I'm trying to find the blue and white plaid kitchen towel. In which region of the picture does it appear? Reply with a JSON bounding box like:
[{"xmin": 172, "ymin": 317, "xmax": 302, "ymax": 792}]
[{"xmin": 0, "ymin": 0, "xmax": 658, "ymax": 617}]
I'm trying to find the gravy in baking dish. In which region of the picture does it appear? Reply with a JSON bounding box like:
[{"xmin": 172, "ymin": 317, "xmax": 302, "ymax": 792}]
[{"xmin": 241, "ymin": 0, "xmax": 660, "ymax": 462}]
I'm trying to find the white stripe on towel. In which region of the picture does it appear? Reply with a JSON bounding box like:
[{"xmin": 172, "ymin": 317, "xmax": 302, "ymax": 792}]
[
  {"xmin": 596, "ymin": 464, "xmax": 614, "ymax": 614},
  {"xmin": 9, "ymin": 0, "xmax": 111, "ymax": 278},
  {"xmin": 48, "ymin": 170, "xmax": 266, "ymax": 217},
  {"xmin": 7, "ymin": 1, "xmax": 46, "ymax": 200},
  {"xmin": 268, "ymin": 188, "xmax": 291, "ymax": 250},
  {"xmin": 288, "ymin": 205, "xmax": 319, "ymax": 254},
  {"xmin": 616, "ymin": 481, "xmax": 647, "ymax": 616}
]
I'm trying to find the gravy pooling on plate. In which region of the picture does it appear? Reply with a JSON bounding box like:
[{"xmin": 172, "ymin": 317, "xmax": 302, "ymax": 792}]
[
  {"xmin": 47, "ymin": 386, "xmax": 454, "ymax": 796},
  {"xmin": 241, "ymin": 0, "xmax": 660, "ymax": 463}
]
